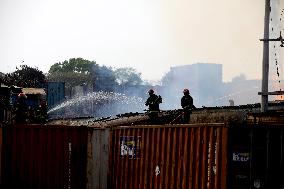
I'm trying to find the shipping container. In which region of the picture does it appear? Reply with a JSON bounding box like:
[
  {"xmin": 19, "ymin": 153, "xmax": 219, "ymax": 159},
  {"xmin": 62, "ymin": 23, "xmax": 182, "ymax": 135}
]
[
  {"xmin": 0, "ymin": 126, "xmax": 2, "ymax": 186},
  {"xmin": 46, "ymin": 82, "xmax": 65, "ymax": 109},
  {"xmin": 2, "ymin": 111, "xmax": 284, "ymax": 189},
  {"xmin": 108, "ymin": 123, "xmax": 228, "ymax": 189},
  {"xmin": 0, "ymin": 84, "xmax": 12, "ymax": 124},
  {"xmin": 228, "ymin": 125, "xmax": 284, "ymax": 188},
  {"xmin": 1, "ymin": 124, "xmax": 88, "ymax": 189},
  {"xmin": 86, "ymin": 128, "xmax": 110, "ymax": 189}
]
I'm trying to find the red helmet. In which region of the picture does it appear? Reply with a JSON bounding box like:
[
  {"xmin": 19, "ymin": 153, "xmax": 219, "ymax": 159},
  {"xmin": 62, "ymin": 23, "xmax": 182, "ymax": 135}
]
[
  {"xmin": 148, "ymin": 89, "xmax": 154, "ymax": 94},
  {"xmin": 183, "ymin": 89, "xmax": 189, "ymax": 94},
  {"xmin": 18, "ymin": 93, "xmax": 27, "ymax": 98}
]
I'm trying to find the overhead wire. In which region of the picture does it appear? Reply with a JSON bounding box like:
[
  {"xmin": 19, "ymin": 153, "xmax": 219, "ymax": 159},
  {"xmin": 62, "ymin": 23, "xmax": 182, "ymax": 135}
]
[{"xmin": 270, "ymin": 2, "xmax": 283, "ymax": 99}]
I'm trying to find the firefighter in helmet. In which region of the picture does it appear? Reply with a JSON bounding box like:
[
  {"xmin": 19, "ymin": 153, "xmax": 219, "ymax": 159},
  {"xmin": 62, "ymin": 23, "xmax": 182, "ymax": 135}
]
[
  {"xmin": 181, "ymin": 88, "xmax": 194, "ymax": 123},
  {"xmin": 15, "ymin": 92, "xmax": 28, "ymax": 123},
  {"xmin": 145, "ymin": 89, "xmax": 162, "ymax": 123}
]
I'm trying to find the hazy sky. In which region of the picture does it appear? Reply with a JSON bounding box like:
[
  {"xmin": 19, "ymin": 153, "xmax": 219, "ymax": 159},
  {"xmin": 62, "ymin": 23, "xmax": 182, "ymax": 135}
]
[{"xmin": 0, "ymin": 0, "xmax": 283, "ymax": 82}]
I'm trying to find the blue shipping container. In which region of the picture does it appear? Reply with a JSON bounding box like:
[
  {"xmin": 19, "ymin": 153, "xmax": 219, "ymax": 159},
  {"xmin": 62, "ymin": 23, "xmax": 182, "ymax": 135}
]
[{"xmin": 46, "ymin": 82, "xmax": 65, "ymax": 109}]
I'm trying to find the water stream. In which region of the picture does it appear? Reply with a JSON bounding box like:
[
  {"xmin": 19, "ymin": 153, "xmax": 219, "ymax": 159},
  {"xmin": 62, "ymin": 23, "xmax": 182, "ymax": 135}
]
[{"xmin": 48, "ymin": 91, "xmax": 144, "ymax": 119}]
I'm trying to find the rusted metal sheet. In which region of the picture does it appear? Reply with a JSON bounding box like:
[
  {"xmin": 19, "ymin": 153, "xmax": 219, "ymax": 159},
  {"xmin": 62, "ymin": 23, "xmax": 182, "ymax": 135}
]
[
  {"xmin": 87, "ymin": 128, "xmax": 110, "ymax": 189},
  {"xmin": 247, "ymin": 112, "xmax": 284, "ymax": 126},
  {"xmin": 109, "ymin": 123, "xmax": 228, "ymax": 189},
  {"xmin": 22, "ymin": 88, "xmax": 46, "ymax": 95},
  {"xmin": 1, "ymin": 124, "xmax": 88, "ymax": 189}
]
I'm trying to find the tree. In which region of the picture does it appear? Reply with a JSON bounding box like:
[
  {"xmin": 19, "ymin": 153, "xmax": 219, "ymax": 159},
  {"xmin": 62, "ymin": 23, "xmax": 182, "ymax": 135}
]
[
  {"xmin": 48, "ymin": 58, "xmax": 117, "ymax": 91},
  {"xmin": 114, "ymin": 67, "xmax": 142, "ymax": 86},
  {"xmin": 49, "ymin": 58, "xmax": 94, "ymax": 75},
  {"xmin": 92, "ymin": 65, "xmax": 117, "ymax": 91},
  {"xmin": 48, "ymin": 58, "xmax": 96, "ymax": 88},
  {"xmin": 232, "ymin": 74, "xmax": 246, "ymax": 83},
  {"xmin": 5, "ymin": 65, "xmax": 46, "ymax": 88}
]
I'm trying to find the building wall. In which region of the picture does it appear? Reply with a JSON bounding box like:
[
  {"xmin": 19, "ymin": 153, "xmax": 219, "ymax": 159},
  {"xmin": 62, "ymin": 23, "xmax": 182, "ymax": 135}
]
[{"xmin": 161, "ymin": 63, "xmax": 223, "ymax": 108}]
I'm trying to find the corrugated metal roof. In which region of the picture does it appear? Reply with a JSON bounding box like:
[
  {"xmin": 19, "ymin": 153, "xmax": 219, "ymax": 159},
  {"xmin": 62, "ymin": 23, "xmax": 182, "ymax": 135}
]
[
  {"xmin": 22, "ymin": 88, "xmax": 46, "ymax": 95},
  {"xmin": 0, "ymin": 83, "xmax": 9, "ymax": 88}
]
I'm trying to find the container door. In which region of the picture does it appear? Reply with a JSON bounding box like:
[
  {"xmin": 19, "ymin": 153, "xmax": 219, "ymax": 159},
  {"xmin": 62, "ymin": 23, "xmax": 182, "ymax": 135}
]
[{"xmin": 229, "ymin": 127, "xmax": 284, "ymax": 189}]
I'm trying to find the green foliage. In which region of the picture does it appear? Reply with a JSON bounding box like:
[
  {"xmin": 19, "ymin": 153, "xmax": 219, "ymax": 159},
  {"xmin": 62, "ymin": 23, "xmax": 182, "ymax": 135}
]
[
  {"xmin": 48, "ymin": 58, "xmax": 117, "ymax": 91},
  {"xmin": 5, "ymin": 65, "xmax": 46, "ymax": 88},
  {"xmin": 48, "ymin": 58, "xmax": 96, "ymax": 88},
  {"xmin": 114, "ymin": 67, "xmax": 142, "ymax": 86},
  {"xmin": 92, "ymin": 65, "xmax": 117, "ymax": 91},
  {"xmin": 48, "ymin": 58, "xmax": 144, "ymax": 92},
  {"xmin": 49, "ymin": 58, "xmax": 94, "ymax": 74},
  {"xmin": 48, "ymin": 71, "xmax": 91, "ymax": 88}
]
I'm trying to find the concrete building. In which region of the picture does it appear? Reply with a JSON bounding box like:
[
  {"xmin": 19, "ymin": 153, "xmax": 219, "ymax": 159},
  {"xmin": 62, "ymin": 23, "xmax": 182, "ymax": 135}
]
[{"xmin": 161, "ymin": 63, "xmax": 223, "ymax": 108}]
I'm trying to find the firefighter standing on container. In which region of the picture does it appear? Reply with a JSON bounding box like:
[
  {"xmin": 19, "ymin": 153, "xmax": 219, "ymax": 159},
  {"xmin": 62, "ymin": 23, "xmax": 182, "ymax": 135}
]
[
  {"xmin": 145, "ymin": 89, "xmax": 162, "ymax": 123},
  {"xmin": 181, "ymin": 89, "xmax": 194, "ymax": 123},
  {"xmin": 15, "ymin": 93, "xmax": 28, "ymax": 124}
]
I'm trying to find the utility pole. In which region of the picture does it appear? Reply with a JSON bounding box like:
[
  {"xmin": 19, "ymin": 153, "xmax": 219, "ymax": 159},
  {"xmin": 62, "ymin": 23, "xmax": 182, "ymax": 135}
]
[
  {"xmin": 259, "ymin": 0, "xmax": 284, "ymax": 112},
  {"xmin": 261, "ymin": 0, "xmax": 270, "ymax": 112}
]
